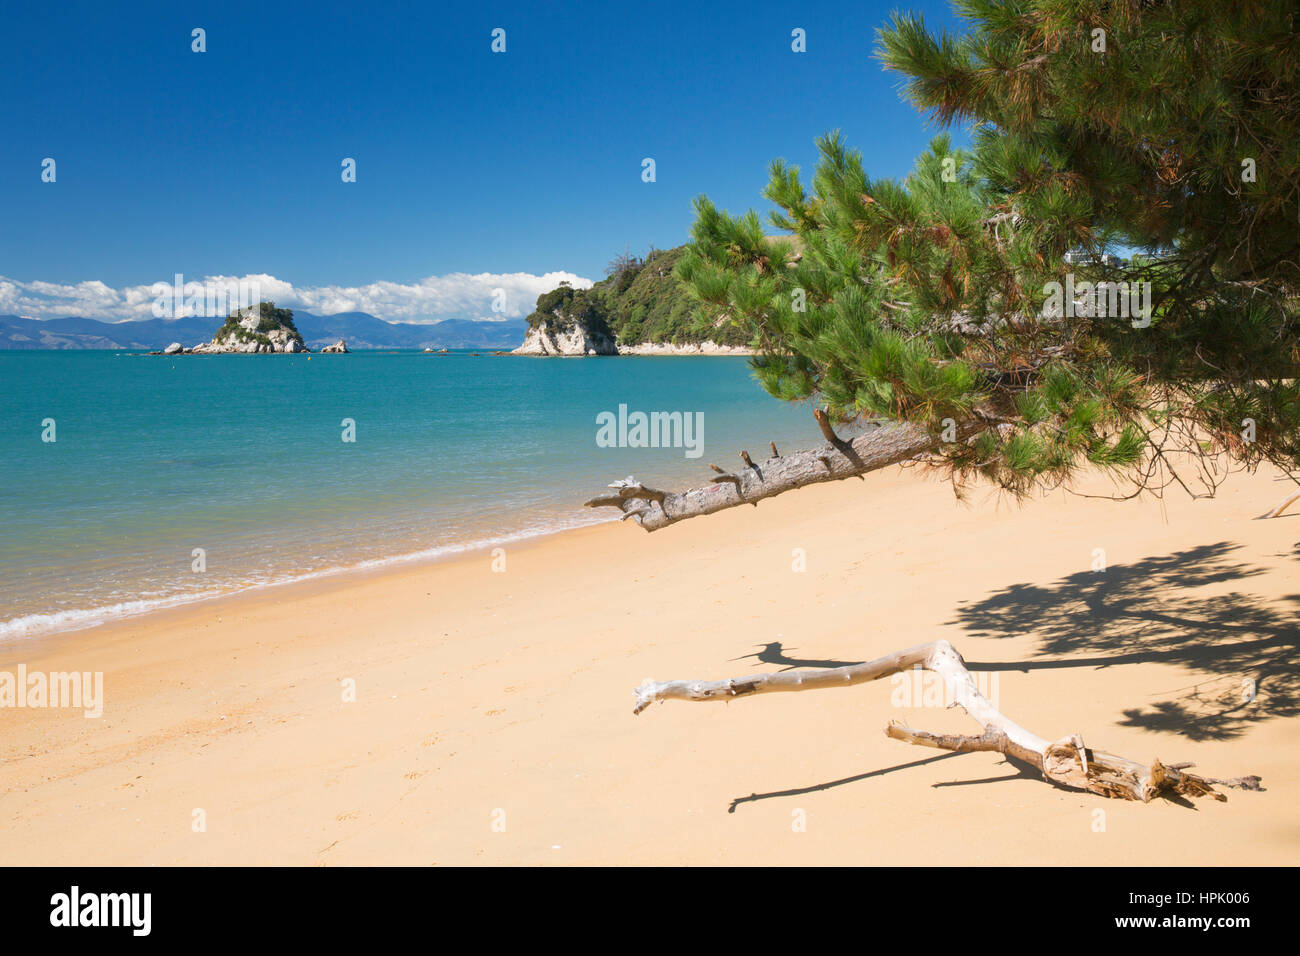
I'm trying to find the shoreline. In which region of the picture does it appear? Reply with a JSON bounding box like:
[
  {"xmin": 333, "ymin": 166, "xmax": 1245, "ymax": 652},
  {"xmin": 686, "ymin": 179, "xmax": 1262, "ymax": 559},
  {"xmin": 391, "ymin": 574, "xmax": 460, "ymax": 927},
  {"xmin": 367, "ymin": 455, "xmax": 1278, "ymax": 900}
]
[
  {"xmin": 0, "ymin": 511, "xmax": 617, "ymax": 645},
  {"xmin": 0, "ymin": 515, "xmax": 618, "ymax": 665},
  {"xmin": 615, "ymin": 342, "xmax": 754, "ymax": 356},
  {"xmin": 510, "ymin": 339, "xmax": 756, "ymax": 356}
]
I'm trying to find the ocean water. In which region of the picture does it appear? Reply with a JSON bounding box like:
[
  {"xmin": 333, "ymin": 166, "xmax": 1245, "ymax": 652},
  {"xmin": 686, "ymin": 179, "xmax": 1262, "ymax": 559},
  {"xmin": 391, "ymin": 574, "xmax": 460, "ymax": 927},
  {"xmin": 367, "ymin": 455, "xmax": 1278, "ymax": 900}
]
[{"xmin": 0, "ymin": 350, "xmax": 820, "ymax": 638}]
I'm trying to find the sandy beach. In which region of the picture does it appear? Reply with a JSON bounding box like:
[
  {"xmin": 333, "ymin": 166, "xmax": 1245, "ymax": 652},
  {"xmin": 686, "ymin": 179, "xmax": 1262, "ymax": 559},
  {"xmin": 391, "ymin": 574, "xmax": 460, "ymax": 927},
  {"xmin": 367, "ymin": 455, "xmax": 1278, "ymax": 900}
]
[{"xmin": 1, "ymin": 462, "xmax": 1296, "ymax": 866}]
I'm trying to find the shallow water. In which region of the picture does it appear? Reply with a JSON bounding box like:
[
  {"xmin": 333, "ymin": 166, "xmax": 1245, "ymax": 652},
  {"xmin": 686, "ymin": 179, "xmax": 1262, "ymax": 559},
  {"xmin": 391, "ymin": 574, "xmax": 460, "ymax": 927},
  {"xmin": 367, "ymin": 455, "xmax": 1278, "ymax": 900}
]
[{"xmin": 0, "ymin": 350, "xmax": 818, "ymax": 637}]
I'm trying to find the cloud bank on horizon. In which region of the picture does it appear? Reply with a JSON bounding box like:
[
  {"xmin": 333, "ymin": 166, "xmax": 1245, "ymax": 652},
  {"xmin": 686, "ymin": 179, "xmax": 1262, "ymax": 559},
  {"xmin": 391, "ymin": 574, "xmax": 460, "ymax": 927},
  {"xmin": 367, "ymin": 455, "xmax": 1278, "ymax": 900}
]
[{"xmin": 0, "ymin": 270, "xmax": 594, "ymax": 324}]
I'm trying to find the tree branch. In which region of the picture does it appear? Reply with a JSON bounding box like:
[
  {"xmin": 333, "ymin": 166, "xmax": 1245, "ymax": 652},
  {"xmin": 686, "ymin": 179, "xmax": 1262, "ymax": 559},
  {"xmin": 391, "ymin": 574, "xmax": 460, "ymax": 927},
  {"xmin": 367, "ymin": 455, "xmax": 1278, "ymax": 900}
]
[
  {"xmin": 632, "ymin": 639, "xmax": 1261, "ymax": 802},
  {"xmin": 587, "ymin": 416, "xmax": 983, "ymax": 531},
  {"xmin": 1263, "ymin": 486, "xmax": 1300, "ymax": 518}
]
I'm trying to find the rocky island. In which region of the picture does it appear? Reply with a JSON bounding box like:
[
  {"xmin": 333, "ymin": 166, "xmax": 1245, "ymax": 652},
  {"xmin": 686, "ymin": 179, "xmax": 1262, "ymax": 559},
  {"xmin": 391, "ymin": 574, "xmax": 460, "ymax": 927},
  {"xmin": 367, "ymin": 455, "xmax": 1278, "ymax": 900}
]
[{"xmin": 154, "ymin": 302, "xmax": 312, "ymax": 354}]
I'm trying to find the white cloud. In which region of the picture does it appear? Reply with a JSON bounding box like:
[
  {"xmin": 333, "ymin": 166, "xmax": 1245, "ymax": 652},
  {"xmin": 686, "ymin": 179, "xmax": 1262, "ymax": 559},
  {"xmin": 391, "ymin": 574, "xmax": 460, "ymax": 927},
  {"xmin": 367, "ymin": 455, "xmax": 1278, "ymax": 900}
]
[{"xmin": 0, "ymin": 270, "xmax": 594, "ymax": 323}]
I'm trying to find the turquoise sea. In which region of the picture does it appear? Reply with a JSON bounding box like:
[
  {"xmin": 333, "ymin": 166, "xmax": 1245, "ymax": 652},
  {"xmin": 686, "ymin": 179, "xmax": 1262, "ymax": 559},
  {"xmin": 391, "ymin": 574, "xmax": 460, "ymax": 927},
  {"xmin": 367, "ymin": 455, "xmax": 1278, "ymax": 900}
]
[{"xmin": 0, "ymin": 351, "xmax": 819, "ymax": 638}]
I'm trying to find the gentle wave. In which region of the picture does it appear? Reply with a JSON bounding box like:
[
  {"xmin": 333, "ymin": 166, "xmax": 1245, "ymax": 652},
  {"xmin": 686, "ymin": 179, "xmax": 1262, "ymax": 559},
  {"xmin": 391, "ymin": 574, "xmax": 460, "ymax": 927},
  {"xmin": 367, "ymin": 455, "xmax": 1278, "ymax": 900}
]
[{"xmin": 0, "ymin": 511, "xmax": 615, "ymax": 642}]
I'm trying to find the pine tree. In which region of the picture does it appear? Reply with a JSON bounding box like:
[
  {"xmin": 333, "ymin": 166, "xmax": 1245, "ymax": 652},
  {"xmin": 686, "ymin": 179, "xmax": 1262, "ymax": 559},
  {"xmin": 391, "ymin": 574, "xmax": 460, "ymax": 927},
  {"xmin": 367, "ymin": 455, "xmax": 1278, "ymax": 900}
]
[
  {"xmin": 669, "ymin": 0, "xmax": 1299, "ymax": 505},
  {"xmin": 608, "ymin": 2, "xmax": 1293, "ymax": 799}
]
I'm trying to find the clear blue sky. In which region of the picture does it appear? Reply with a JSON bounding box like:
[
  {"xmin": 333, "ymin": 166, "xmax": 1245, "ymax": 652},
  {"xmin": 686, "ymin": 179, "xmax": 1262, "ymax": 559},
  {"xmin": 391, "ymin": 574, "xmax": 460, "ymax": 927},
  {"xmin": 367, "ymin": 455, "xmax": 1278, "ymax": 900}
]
[{"xmin": 0, "ymin": 0, "xmax": 969, "ymax": 305}]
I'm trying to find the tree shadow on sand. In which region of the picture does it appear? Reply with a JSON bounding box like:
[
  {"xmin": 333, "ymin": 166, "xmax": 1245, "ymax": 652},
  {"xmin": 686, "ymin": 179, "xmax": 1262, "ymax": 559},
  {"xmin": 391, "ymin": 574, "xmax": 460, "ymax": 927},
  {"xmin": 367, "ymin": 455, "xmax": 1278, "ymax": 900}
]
[{"xmin": 950, "ymin": 541, "xmax": 1299, "ymax": 742}]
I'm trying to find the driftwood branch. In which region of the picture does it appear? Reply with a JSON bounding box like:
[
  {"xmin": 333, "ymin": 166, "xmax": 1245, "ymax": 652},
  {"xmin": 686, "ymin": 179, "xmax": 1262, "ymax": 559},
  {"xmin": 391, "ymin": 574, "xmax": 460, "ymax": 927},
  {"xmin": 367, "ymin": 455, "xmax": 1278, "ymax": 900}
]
[
  {"xmin": 1263, "ymin": 486, "xmax": 1300, "ymax": 518},
  {"xmin": 586, "ymin": 416, "xmax": 980, "ymax": 531},
  {"xmin": 633, "ymin": 639, "xmax": 1261, "ymax": 803}
]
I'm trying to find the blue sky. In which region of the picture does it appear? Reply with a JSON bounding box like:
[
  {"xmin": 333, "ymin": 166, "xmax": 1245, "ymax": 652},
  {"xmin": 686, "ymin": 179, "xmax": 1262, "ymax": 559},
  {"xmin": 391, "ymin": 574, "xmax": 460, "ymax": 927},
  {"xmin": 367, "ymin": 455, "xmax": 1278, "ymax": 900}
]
[{"xmin": 0, "ymin": 0, "xmax": 970, "ymax": 321}]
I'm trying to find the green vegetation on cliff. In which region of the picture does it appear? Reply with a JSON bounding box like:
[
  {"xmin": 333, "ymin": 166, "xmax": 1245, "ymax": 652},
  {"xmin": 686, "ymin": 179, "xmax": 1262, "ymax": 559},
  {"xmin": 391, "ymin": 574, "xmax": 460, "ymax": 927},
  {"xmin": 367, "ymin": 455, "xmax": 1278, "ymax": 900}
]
[
  {"xmin": 528, "ymin": 284, "xmax": 614, "ymax": 340},
  {"xmin": 525, "ymin": 246, "xmax": 748, "ymax": 346},
  {"xmin": 215, "ymin": 302, "xmax": 304, "ymax": 347}
]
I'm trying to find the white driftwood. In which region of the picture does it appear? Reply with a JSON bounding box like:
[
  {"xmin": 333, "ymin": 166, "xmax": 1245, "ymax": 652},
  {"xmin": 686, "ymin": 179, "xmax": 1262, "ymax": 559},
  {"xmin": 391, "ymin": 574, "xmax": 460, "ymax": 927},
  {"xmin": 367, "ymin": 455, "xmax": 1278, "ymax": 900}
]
[
  {"xmin": 1264, "ymin": 486, "xmax": 1300, "ymax": 518},
  {"xmin": 634, "ymin": 639, "xmax": 1262, "ymax": 802},
  {"xmin": 587, "ymin": 416, "xmax": 975, "ymax": 531}
]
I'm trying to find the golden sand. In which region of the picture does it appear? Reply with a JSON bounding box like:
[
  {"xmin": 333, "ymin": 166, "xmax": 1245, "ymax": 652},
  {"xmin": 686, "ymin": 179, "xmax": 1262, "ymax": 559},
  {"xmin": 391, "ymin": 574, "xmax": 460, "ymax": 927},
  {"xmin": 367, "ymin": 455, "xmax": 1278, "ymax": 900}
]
[{"xmin": 1, "ymin": 463, "xmax": 1296, "ymax": 865}]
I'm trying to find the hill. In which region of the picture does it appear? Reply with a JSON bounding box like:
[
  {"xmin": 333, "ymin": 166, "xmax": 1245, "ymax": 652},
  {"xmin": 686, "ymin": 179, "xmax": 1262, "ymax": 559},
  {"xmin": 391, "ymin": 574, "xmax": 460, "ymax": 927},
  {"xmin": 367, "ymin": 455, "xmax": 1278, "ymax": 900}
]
[
  {"xmin": 0, "ymin": 312, "xmax": 526, "ymax": 351},
  {"xmin": 518, "ymin": 245, "xmax": 748, "ymax": 354}
]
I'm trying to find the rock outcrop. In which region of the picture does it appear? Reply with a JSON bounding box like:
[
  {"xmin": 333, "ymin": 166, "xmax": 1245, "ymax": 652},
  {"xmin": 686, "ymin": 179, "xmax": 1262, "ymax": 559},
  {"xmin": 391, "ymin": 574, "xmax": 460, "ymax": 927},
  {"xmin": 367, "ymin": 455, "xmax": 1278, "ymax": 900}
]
[
  {"xmin": 188, "ymin": 303, "xmax": 309, "ymax": 354},
  {"xmin": 511, "ymin": 282, "xmax": 617, "ymax": 356},
  {"xmin": 163, "ymin": 342, "xmax": 184, "ymax": 355},
  {"xmin": 513, "ymin": 323, "xmax": 617, "ymax": 356},
  {"xmin": 320, "ymin": 338, "xmax": 349, "ymax": 353}
]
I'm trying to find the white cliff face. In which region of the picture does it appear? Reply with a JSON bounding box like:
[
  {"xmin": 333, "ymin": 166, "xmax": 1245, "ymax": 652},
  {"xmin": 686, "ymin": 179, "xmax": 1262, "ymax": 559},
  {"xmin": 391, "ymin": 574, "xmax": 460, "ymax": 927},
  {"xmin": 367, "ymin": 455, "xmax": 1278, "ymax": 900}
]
[
  {"xmin": 512, "ymin": 323, "xmax": 617, "ymax": 356},
  {"xmin": 190, "ymin": 329, "xmax": 305, "ymax": 353},
  {"xmin": 512, "ymin": 327, "xmax": 750, "ymax": 356}
]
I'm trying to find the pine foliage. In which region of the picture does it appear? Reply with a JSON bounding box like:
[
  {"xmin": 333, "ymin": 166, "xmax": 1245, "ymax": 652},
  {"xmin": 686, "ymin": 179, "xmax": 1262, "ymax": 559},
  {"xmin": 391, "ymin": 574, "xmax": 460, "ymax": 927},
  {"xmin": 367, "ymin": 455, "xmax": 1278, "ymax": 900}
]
[{"xmin": 677, "ymin": 0, "xmax": 1300, "ymax": 498}]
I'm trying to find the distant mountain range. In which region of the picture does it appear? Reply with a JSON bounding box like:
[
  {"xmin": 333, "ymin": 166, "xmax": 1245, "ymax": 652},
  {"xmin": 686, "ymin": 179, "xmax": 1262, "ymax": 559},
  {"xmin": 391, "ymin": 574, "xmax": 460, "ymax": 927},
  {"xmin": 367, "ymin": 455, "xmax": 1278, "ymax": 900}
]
[{"xmin": 0, "ymin": 311, "xmax": 528, "ymax": 351}]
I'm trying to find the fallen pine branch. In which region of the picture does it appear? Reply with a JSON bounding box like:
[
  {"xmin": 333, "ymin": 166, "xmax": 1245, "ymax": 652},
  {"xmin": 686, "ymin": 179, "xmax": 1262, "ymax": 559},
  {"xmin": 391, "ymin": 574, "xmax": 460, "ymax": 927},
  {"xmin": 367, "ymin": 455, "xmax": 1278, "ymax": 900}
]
[
  {"xmin": 586, "ymin": 415, "xmax": 981, "ymax": 531},
  {"xmin": 633, "ymin": 639, "xmax": 1262, "ymax": 802}
]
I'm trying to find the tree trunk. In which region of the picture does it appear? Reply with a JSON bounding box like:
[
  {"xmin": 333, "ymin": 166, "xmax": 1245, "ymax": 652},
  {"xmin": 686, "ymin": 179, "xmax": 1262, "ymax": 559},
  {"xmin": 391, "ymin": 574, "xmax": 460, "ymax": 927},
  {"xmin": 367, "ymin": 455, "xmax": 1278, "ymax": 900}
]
[
  {"xmin": 633, "ymin": 639, "xmax": 1262, "ymax": 802},
  {"xmin": 586, "ymin": 416, "xmax": 980, "ymax": 531}
]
